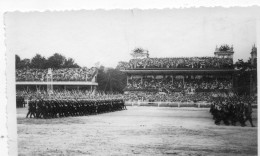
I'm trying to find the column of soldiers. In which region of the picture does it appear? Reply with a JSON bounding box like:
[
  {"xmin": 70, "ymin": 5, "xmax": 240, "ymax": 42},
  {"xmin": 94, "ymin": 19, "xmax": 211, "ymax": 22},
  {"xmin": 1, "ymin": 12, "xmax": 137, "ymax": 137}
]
[
  {"xmin": 210, "ymin": 94, "xmax": 255, "ymax": 127},
  {"xmin": 26, "ymin": 97, "xmax": 127, "ymax": 119},
  {"xmin": 16, "ymin": 96, "xmax": 25, "ymax": 108}
]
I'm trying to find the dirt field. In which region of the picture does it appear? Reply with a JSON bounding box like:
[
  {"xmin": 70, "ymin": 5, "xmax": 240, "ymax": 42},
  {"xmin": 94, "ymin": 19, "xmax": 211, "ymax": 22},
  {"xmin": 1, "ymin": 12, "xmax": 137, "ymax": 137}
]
[{"xmin": 17, "ymin": 106, "xmax": 257, "ymax": 156}]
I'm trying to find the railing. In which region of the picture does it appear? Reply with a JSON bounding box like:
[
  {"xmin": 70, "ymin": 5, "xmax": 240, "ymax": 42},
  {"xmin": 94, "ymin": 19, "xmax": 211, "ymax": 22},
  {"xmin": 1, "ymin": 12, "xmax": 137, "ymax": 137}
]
[
  {"xmin": 121, "ymin": 67, "xmax": 234, "ymax": 70},
  {"xmin": 125, "ymin": 100, "xmax": 258, "ymax": 108},
  {"xmin": 125, "ymin": 101, "xmax": 211, "ymax": 108}
]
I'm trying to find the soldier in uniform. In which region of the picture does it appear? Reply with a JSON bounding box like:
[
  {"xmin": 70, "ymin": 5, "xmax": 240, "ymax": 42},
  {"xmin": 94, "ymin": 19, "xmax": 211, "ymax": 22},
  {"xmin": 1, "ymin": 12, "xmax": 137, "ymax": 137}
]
[
  {"xmin": 35, "ymin": 99, "xmax": 42, "ymax": 118},
  {"xmin": 214, "ymin": 103, "xmax": 222, "ymax": 125},
  {"xmin": 222, "ymin": 100, "xmax": 230, "ymax": 125},
  {"xmin": 25, "ymin": 91, "xmax": 128, "ymax": 119},
  {"xmin": 26, "ymin": 99, "xmax": 36, "ymax": 118},
  {"xmin": 237, "ymin": 100, "xmax": 246, "ymax": 127},
  {"xmin": 229, "ymin": 99, "xmax": 237, "ymax": 126},
  {"xmin": 244, "ymin": 100, "xmax": 255, "ymax": 127}
]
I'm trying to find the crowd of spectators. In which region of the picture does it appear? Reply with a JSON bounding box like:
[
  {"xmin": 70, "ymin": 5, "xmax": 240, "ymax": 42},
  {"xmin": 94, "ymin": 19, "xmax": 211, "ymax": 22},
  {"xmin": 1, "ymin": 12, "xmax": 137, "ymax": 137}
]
[
  {"xmin": 16, "ymin": 68, "xmax": 48, "ymax": 81},
  {"xmin": 52, "ymin": 67, "xmax": 97, "ymax": 81},
  {"xmin": 17, "ymin": 89, "xmax": 124, "ymax": 100},
  {"xmin": 16, "ymin": 67, "xmax": 97, "ymax": 82},
  {"xmin": 124, "ymin": 92, "xmax": 211, "ymax": 102},
  {"xmin": 17, "ymin": 89, "xmax": 210, "ymax": 103},
  {"xmin": 117, "ymin": 57, "xmax": 233, "ymax": 70},
  {"xmin": 125, "ymin": 77, "xmax": 232, "ymax": 92}
]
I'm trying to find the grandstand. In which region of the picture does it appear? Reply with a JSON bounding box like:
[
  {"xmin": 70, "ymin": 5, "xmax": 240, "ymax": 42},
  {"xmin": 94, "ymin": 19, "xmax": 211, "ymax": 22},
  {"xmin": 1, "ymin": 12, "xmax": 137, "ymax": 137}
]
[
  {"xmin": 16, "ymin": 67, "xmax": 98, "ymax": 92},
  {"xmin": 119, "ymin": 45, "xmax": 236, "ymax": 102}
]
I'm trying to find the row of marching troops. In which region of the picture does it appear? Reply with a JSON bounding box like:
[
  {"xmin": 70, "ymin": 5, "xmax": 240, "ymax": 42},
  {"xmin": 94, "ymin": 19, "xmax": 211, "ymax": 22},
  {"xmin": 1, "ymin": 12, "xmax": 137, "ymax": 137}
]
[
  {"xmin": 210, "ymin": 94, "xmax": 256, "ymax": 127},
  {"xmin": 16, "ymin": 96, "xmax": 26, "ymax": 108},
  {"xmin": 26, "ymin": 98, "xmax": 127, "ymax": 119}
]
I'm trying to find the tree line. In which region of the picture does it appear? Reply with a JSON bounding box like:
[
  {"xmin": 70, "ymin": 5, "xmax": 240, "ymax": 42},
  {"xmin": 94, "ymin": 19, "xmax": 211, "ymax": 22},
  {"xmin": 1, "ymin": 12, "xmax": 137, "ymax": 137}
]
[
  {"xmin": 233, "ymin": 58, "xmax": 257, "ymax": 95},
  {"xmin": 16, "ymin": 53, "xmax": 80, "ymax": 69},
  {"xmin": 97, "ymin": 66, "xmax": 127, "ymax": 93}
]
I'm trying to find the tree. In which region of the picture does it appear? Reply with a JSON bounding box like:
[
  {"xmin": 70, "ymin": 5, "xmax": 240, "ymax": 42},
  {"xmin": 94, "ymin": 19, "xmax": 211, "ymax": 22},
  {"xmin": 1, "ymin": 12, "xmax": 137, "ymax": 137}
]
[
  {"xmin": 15, "ymin": 53, "xmax": 82, "ymax": 69},
  {"xmin": 96, "ymin": 65, "xmax": 107, "ymax": 91},
  {"xmin": 15, "ymin": 55, "xmax": 21, "ymax": 69},
  {"xmin": 96, "ymin": 66, "xmax": 127, "ymax": 93},
  {"xmin": 63, "ymin": 58, "xmax": 80, "ymax": 68},
  {"xmin": 46, "ymin": 53, "xmax": 65, "ymax": 69},
  {"xmin": 133, "ymin": 47, "xmax": 145, "ymax": 53},
  {"xmin": 15, "ymin": 54, "xmax": 31, "ymax": 69},
  {"xmin": 234, "ymin": 59, "xmax": 252, "ymax": 71},
  {"xmin": 19, "ymin": 58, "xmax": 31, "ymax": 69},
  {"xmin": 131, "ymin": 47, "xmax": 149, "ymax": 58},
  {"xmin": 219, "ymin": 44, "xmax": 231, "ymax": 51},
  {"xmin": 233, "ymin": 59, "xmax": 253, "ymax": 95},
  {"xmin": 107, "ymin": 68, "xmax": 127, "ymax": 93},
  {"xmin": 30, "ymin": 54, "xmax": 47, "ymax": 69}
]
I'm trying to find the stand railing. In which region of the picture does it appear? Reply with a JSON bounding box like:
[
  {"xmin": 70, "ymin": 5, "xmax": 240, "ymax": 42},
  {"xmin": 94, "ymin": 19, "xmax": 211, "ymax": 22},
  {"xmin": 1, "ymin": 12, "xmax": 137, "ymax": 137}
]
[
  {"xmin": 125, "ymin": 101, "xmax": 210, "ymax": 108},
  {"xmin": 125, "ymin": 100, "xmax": 258, "ymax": 108}
]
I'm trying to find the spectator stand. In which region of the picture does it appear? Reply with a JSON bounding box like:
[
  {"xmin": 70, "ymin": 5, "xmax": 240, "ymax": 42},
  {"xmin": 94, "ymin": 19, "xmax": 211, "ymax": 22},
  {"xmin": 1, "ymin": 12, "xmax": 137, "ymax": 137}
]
[
  {"xmin": 120, "ymin": 45, "xmax": 237, "ymax": 103},
  {"xmin": 16, "ymin": 67, "xmax": 98, "ymax": 93}
]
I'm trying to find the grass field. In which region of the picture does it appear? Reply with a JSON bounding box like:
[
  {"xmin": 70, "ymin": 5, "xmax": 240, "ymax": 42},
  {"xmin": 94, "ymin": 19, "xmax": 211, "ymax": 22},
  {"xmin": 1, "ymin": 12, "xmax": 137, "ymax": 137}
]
[{"xmin": 17, "ymin": 106, "xmax": 257, "ymax": 156}]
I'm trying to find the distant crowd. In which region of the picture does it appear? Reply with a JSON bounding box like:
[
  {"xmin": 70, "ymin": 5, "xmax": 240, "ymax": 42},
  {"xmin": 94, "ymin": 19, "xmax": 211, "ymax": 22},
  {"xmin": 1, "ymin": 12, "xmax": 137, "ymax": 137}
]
[
  {"xmin": 16, "ymin": 67, "xmax": 97, "ymax": 82},
  {"xmin": 17, "ymin": 89, "xmax": 210, "ymax": 103},
  {"xmin": 17, "ymin": 89, "xmax": 256, "ymax": 105},
  {"xmin": 124, "ymin": 92, "xmax": 211, "ymax": 102},
  {"xmin": 117, "ymin": 57, "xmax": 233, "ymax": 70},
  {"xmin": 16, "ymin": 90, "xmax": 124, "ymax": 101},
  {"xmin": 125, "ymin": 77, "xmax": 232, "ymax": 92}
]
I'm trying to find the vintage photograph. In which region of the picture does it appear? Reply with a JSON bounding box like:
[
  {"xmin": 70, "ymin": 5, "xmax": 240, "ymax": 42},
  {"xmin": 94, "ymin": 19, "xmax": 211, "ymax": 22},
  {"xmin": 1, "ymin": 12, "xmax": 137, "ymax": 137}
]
[{"xmin": 5, "ymin": 8, "xmax": 258, "ymax": 155}]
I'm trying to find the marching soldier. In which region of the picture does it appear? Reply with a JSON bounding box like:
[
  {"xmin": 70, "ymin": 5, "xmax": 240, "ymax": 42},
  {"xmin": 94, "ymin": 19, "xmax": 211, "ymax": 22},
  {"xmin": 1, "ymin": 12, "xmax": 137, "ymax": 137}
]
[
  {"xmin": 26, "ymin": 99, "xmax": 36, "ymax": 118},
  {"xmin": 210, "ymin": 93, "xmax": 255, "ymax": 127},
  {"xmin": 25, "ymin": 91, "xmax": 127, "ymax": 119},
  {"xmin": 244, "ymin": 101, "xmax": 255, "ymax": 127}
]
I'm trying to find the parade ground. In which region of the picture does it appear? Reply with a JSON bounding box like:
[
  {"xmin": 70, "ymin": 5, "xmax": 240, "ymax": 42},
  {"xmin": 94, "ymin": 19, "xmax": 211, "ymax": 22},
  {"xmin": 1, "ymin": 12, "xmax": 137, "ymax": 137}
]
[{"xmin": 17, "ymin": 106, "xmax": 257, "ymax": 156}]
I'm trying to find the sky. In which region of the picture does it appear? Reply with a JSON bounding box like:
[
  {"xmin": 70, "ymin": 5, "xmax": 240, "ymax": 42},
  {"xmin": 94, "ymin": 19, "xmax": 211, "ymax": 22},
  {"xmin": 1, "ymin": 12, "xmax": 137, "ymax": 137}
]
[{"xmin": 5, "ymin": 7, "xmax": 259, "ymax": 68}]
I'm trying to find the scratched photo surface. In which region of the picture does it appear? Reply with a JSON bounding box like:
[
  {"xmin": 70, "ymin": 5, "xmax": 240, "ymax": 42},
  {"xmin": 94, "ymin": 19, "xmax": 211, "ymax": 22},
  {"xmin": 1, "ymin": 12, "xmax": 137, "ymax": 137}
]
[{"xmin": 5, "ymin": 8, "xmax": 259, "ymax": 156}]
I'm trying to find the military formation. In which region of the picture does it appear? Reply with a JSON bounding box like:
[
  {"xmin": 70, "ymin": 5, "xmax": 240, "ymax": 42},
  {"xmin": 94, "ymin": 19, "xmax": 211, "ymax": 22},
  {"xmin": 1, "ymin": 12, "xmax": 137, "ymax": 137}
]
[
  {"xmin": 19, "ymin": 90, "xmax": 256, "ymax": 126},
  {"xmin": 26, "ymin": 98, "xmax": 126, "ymax": 119},
  {"xmin": 16, "ymin": 96, "xmax": 25, "ymax": 108},
  {"xmin": 18, "ymin": 90, "xmax": 127, "ymax": 119},
  {"xmin": 210, "ymin": 94, "xmax": 255, "ymax": 127}
]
